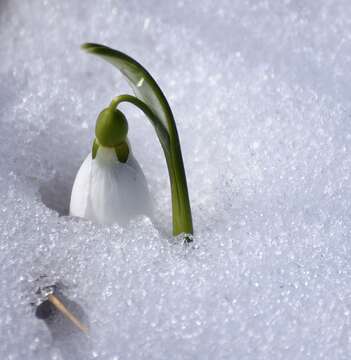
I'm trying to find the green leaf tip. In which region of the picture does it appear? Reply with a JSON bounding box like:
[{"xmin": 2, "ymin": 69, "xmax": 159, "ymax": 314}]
[
  {"xmin": 81, "ymin": 43, "xmax": 105, "ymax": 52},
  {"xmin": 82, "ymin": 42, "xmax": 193, "ymax": 237}
]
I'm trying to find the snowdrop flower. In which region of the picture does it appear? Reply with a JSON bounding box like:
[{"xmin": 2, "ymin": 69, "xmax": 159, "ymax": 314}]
[
  {"xmin": 70, "ymin": 103, "xmax": 151, "ymax": 225},
  {"xmin": 70, "ymin": 43, "xmax": 193, "ymax": 239}
]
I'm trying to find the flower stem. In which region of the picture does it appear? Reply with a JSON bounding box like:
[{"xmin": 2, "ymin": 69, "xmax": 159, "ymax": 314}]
[{"xmin": 111, "ymin": 95, "xmax": 193, "ymax": 237}]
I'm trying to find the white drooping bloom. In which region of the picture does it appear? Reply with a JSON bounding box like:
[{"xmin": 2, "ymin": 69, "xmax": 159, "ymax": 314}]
[{"xmin": 70, "ymin": 146, "xmax": 152, "ymax": 225}]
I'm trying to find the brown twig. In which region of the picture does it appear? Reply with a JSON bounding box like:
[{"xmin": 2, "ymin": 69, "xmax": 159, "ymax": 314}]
[{"xmin": 47, "ymin": 294, "xmax": 89, "ymax": 334}]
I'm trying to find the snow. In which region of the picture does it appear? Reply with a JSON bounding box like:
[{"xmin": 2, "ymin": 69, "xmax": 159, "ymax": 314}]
[{"xmin": 1, "ymin": 0, "xmax": 351, "ymax": 359}]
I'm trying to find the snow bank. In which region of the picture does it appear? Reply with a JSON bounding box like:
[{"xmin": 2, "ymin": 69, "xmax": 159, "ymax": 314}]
[{"xmin": 1, "ymin": 0, "xmax": 351, "ymax": 358}]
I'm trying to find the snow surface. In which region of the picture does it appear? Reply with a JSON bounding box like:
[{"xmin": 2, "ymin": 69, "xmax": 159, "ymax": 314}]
[{"xmin": 1, "ymin": 0, "xmax": 351, "ymax": 359}]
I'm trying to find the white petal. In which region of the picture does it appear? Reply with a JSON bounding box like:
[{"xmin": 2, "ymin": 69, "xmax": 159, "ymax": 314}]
[
  {"xmin": 69, "ymin": 154, "xmax": 91, "ymax": 218},
  {"xmin": 69, "ymin": 146, "xmax": 152, "ymax": 225}
]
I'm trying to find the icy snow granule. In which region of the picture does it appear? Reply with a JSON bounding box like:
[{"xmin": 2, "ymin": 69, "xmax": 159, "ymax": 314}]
[{"xmin": 1, "ymin": 0, "xmax": 351, "ymax": 359}]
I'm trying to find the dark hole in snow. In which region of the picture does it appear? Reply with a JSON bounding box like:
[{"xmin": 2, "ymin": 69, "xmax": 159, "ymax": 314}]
[{"xmin": 35, "ymin": 300, "xmax": 54, "ymax": 319}]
